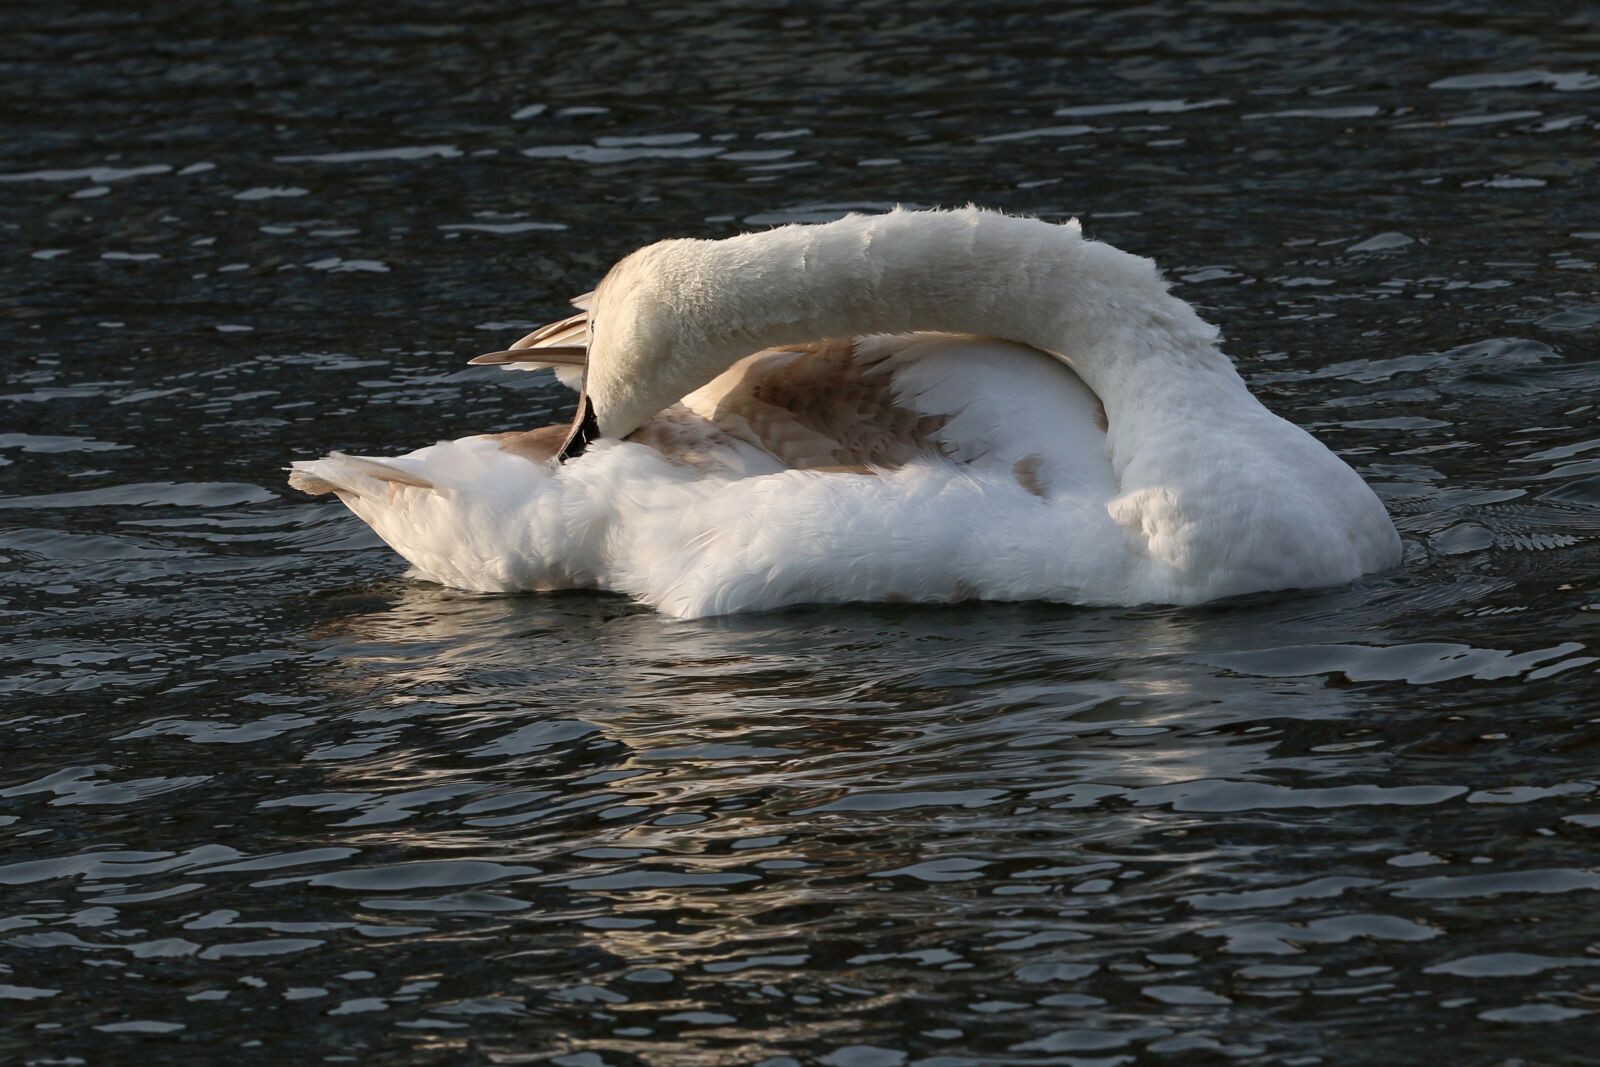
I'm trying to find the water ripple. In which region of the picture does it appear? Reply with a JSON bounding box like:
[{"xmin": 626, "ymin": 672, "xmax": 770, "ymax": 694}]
[{"xmin": 3, "ymin": 1, "xmax": 1599, "ymax": 1063}]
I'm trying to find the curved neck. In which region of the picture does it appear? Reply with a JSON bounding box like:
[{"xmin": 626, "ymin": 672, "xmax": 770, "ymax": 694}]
[{"xmin": 588, "ymin": 207, "xmax": 1241, "ymax": 441}]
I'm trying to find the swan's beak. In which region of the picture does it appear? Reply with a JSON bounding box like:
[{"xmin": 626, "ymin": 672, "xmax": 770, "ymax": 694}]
[{"xmin": 555, "ymin": 389, "xmax": 602, "ymax": 462}]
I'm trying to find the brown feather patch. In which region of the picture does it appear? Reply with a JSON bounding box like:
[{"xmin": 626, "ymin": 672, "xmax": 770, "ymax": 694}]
[
  {"xmin": 488, "ymin": 336, "xmax": 960, "ymax": 477},
  {"xmin": 700, "ymin": 338, "xmax": 947, "ymax": 471},
  {"xmin": 1012, "ymin": 454, "xmax": 1047, "ymax": 499},
  {"xmin": 491, "ymin": 425, "xmax": 571, "ymax": 464},
  {"xmin": 625, "ymin": 406, "xmax": 750, "ymax": 474}
]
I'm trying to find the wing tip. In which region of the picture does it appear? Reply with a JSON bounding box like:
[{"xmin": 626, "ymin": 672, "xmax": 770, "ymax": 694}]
[{"xmin": 470, "ymin": 345, "xmax": 587, "ymax": 367}]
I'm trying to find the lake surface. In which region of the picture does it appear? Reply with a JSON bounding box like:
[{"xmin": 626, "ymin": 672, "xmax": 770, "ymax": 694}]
[{"xmin": 3, "ymin": 2, "xmax": 1599, "ymax": 1063}]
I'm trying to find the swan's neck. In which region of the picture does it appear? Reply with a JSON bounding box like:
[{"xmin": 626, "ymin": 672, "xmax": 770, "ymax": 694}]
[{"xmin": 587, "ymin": 207, "xmax": 1242, "ymax": 441}]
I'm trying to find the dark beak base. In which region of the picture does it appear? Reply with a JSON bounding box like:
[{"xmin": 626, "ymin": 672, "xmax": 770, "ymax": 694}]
[{"xmin": 556, "ymin": 393, "xmax": 602, "ymax": 463}]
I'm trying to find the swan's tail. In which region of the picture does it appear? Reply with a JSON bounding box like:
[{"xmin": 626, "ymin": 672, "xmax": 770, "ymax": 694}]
[
  {"xmin": 285, "ymin": 437, "xmax": 600, "ymax": 593},
  {"xmin": 287, "ymin": 452, "xmax": 437, "ymax": 498}
]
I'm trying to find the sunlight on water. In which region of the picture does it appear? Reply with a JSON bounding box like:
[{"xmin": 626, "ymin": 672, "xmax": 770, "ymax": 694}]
[{"xmin": 2, "ymin": 2, "xmax": 1598, "ymax": 1063}]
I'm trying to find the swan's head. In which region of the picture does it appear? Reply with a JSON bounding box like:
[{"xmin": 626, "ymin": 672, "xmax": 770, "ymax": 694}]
[
  {"xmin": 551, "ymin": 235, "xmax": 778, "ymax": 460},
  {"xmin": 470, "ymin": 235, "xmax": 743, "ymax": 463},
  {"xmin": 581, "ymin": 241, "xmax": 708, "ymax": 440}
]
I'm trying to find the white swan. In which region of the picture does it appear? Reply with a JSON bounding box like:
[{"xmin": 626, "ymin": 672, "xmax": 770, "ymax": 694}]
[{"xmin": 289, "ymin": 207, "xmax": 1401, "ymax": 619}]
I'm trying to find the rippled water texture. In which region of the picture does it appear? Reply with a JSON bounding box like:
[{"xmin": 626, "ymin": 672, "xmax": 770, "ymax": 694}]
[{"xmin": 4, "ymin": 2, "xmax": 1600, "ymax": 1064}]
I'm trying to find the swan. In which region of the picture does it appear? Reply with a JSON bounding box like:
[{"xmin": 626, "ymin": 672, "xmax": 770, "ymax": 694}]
[{"xmin": 288, "ymin": 207, "xmax": 1401, "ymax": 619}]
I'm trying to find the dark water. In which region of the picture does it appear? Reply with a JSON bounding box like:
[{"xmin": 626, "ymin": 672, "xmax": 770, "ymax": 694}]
[{"xmin": 4, "ymin": 2, "xmax": 1599, "ymax": 1063}]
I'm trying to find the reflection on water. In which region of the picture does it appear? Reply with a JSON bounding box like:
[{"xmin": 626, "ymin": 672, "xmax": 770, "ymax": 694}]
[{"xmin": 3, "ymin": 1, "xmax": 1599, "ymax": 1063}]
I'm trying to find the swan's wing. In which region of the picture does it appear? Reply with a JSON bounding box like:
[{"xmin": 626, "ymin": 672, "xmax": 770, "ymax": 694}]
[
  {"xmin": 493, "ymin": 405, "xmax": 784, "ymax": 477},
  {"xmin": 470, "ymin": 310, "xmax": 590, "ymax": 367},
  {"xmin": 682, "ymin": 338, "xmax": 948, "ymax": 471},
  {"xmin": 463, "ymin": 336, "xmax": 941, "ymax": 478},
  {"xmin": 679, "ymin": 333, "xmax": 1114, "ymax": 499},
  {"xmin": 625, "ymin": 405, "xmax": 785, "ymax": 477},
  {"xmin": 475, "ymin": 293, "xmax": 595, "ymax": 367},
  {"xmin": 879, "ymin": 334, "xmax": 1115, "ymax": 499},
  {"xmin": 515, "ymin": 311, "xmax": 589, "ymax": 352},
  {"xmin": 469, "ymin": 307, "xmax": 591, "ymax": 389},
  {"xmin": 461, "ymin": 329, "xmax": 1109, "ymax": 496}
]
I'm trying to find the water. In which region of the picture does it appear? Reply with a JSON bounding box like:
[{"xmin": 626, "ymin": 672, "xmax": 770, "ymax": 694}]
[{"xmin": 3, "ymin": 2, "xmax": 1599, "ymax": 1063}]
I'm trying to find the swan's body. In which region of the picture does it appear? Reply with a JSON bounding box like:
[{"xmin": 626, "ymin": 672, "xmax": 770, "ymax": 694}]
[{"xmin": 289, "ymin": 208, "xmax": 1401, "ymax": 618}]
